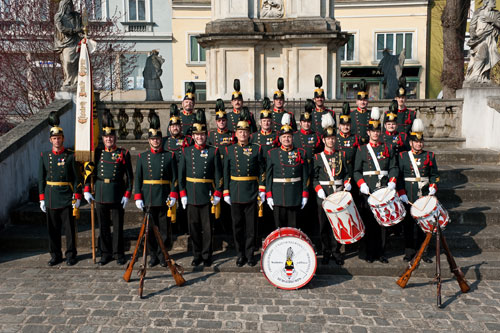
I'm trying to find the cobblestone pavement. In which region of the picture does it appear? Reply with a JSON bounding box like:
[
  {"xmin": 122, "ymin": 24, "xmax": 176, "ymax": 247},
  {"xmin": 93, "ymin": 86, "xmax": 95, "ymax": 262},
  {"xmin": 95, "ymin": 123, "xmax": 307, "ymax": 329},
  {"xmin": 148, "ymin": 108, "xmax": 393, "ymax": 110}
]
[{"xmin": 0, "ymin": 253, "xmax": 499, "ymax": 333}]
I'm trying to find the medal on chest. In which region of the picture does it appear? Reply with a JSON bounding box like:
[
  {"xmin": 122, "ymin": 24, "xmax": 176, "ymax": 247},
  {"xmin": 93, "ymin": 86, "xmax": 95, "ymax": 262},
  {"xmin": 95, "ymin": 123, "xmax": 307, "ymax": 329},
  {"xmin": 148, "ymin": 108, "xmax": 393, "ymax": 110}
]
[
  {"xmin": 415, "ymin": 158, "xmax": 421, "ymax": 167},
  {"xmin": 343, "ymin": 139, "xmax": 351, "ymax": 148},
  {"xmin": 176, "ymin": 139, "xmax": 183, "ymax": 146},
  {"xmin": 307, "ymin": 136, "xmax": 315, "ymax": 145},
  {"xmin": 288, "ymin": 151, "xmax": 298, "ymax": 164},
  {"xmin": 376, "ymin": 151, "xmax": 385, "ymax": 160},
  {"xmin": 243, "ymin": 147, "xmax": 253, "ymax": 156},
  {"xmin": 200, "ymin": 149, "xmax": 208, "ymax": 158},
  {"xmin": 266, "ymin": 137, "xmax": 273, "ymax": 145},
  {"xmin": 221, "ymin": 137, "xmax": 232, "ymax": 145},
  {"xmin": 57, "ymin": 157, "xmax": 65, "ymax": 166}
]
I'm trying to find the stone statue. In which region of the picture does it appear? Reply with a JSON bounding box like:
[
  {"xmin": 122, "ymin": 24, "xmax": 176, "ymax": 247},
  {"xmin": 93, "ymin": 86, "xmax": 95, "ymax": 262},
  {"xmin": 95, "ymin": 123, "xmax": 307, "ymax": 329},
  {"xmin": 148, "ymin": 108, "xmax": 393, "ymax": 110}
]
[
  {"xmin": 378, "ymin": 48, "xmax": 405, "ymax": 99},
  {"xmin": 54, "ymin": 0, "xmax": 83, "ymax": 91},
  {"xmin": 465, "ymin": 0, "xmax": 500, "ymax": 84},
  {"xmin": 261, "ymin": 0, "xmax": 284, "ymax": 19},
  {"xmin": 143, "ymin": 50, "xmax": 165, "ymax": 101}
]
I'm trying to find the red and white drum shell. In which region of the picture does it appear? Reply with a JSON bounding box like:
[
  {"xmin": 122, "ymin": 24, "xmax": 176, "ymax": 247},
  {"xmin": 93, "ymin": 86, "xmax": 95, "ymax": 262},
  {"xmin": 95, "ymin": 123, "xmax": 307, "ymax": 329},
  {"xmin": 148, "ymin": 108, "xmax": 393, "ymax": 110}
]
[
  {"xmin": 411, "ymin": 196, "xmax": 450, "ymax": 233},
  {"xmin": 322, "ymin": 191, "xmax": 365, "ymax": 244},
  {"xmin": 261, "ymin": 228, "xmax": 317, "ymax": 290},
  {"xmin": 367, "ymin": 187, "xmax": 406, "ymax": 227}
]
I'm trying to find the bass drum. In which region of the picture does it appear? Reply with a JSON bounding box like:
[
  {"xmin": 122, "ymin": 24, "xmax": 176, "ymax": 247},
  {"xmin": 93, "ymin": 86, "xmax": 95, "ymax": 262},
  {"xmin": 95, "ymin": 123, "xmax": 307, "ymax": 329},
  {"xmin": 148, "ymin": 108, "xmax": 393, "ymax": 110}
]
[{"xmin": 261, "ymin": 228, "xmax": 317, "ymax": 290}]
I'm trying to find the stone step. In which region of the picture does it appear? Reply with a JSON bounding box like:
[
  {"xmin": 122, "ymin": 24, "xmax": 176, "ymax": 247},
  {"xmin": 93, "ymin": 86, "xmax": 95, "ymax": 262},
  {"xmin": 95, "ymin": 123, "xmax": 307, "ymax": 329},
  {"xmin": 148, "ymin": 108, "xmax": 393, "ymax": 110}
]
[
  {"xmin": 433, "ymin": 148, "xmax": 500, "ymax": 165},
  {"xmin": 439, "ymin": 164, "xmax": 500, "ymax": 184},
  {"xmin": 437, "ymin": 182, "xmax": 500, "ymax": 203},
  {"xmin": 424, "ymin": 137, "xmax": 465, "ymax": 149}
]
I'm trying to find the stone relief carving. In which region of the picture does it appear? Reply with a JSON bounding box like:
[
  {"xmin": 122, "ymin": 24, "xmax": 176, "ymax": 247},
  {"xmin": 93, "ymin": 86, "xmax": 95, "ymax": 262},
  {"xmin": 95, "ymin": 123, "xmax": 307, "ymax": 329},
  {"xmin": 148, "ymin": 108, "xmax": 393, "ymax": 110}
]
[{"xmin": 261, "ymin": 0, "xmax": 284, "ymax": 18}]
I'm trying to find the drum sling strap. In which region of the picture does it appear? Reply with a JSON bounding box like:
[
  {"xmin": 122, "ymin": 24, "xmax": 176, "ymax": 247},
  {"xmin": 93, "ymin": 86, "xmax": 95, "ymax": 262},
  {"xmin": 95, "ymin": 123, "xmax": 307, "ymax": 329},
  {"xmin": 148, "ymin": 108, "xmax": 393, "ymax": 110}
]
[
  {"xmin": 408, "ymin": 151, "xmax": 429, "ymax": 197},
  {"xmin": 320, "ymin": 152, "xmax": 339, "ymax": 193},
  {"xmin": 366, "ymin": 144, "xmax": 384, "ymax": 188}
]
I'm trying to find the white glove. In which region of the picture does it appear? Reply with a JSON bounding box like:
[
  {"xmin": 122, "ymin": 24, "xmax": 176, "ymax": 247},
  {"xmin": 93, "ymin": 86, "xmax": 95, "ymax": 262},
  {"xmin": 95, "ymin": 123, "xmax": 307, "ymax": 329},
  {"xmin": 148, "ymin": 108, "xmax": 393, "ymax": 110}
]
[
  {"xmin": 429, "ymin": 186, "xmax": 437, "ymax": 196},
  {"xmin": 72, "ymin": 199, "xmax": 81, "ymax": 209},
  {"xmin": 84, "ymin": 192, "xmax": 94, "ymax": 204},
  {"xmin": 259, "ymin": 192, "xmax": 266, "ymax": 205},
  {"xmin": 212, "ymin": 195, "xmax": 221, "ymax": 206},
  {"xmin": 121, "ymin": 196, "xmax": 129, "ymax": 209},
  {"xmin": 317, "ymin": 189, "xmax": 326, "ymax": 200},
  {"xmin": 40, "ymin": 200, "xmax": 46, "ymax": 213},
  {"xmin": 224, "ymin": 196, "xmax": 231, "ymax": 205},
  {"xmin": 135, "ymin": 199, "xmax": 144, "ymax": 210},
  {"xmin": 181, "ymin": 196, "xmax": 188, "ymax": 209},
  {"xmin": 167, "ymin": 197, "xmax": 176, "ymax": 208},
  {"xmin": 360, "ymin": 183, "xmax": 370, "ymax": 195},
  {"xmin": 400, "ymin": 194, "xmax": 409, "ymax": 204},
  {"xmin": 344, "ymin": 183, "xmax": 352, "ymax": 192},
  {"xmin": 267, "ymin": 197, "xmax": 274, "ymax": 210},
  {"xmin": 387, "ymin": 181, "xmax": 396, "ymax": 191},
  {"xmin": 301, "ymin": 197, "xmax": 308, "ymax": 209}
]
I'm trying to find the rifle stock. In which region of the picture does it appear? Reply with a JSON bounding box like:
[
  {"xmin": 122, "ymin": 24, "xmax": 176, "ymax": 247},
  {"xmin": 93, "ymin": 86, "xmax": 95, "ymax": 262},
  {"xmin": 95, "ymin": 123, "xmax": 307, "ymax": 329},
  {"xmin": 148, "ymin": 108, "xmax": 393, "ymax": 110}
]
[
  {"xmin": 436, "ymin": 222, "xmax": 442, "ymax": 307},
  {"xmin": 139, "ymin": 217, "xmax": 149, "ymax": 298},
  {"xmin": 397, "ymin": 232, "xmax": 433, "ymax": 288},
  {"xmin": 123, "ymin": 214, "xmax": 147, "ymax": 282},
  {"xmin": 152, "ymin": 225, "xmax": 186, "ymax": 287},
  {"xmin": 439, "ymin": 232, "xmax": 470, "ymax": 293}
]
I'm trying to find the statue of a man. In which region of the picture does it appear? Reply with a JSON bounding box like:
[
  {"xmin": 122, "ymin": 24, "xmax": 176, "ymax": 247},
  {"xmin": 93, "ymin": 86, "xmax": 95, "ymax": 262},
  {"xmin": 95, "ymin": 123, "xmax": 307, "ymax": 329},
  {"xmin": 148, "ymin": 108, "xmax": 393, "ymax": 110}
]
[
  {"xmin": 465, "ymin": 0, "xmax": 500, "ymax": 84},
  {"xmin": 261, "ymin": 0, "xmax": 284, "ymax": 19},
  {"xmin": 54, "ymin": 0, "xmax": 82, "ymax": 91},
  {"xmin": 143, "ymin": 50, "xmax": 165, "ymax": 101},
  {"xmin": 378, "ymin": 48, "xmax": 405, "ymax": 99}
]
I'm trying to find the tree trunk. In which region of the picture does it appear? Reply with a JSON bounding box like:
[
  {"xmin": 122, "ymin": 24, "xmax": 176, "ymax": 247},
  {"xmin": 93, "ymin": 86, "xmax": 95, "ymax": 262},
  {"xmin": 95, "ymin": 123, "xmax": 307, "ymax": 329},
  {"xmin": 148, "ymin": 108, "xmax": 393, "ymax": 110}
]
[{"xmin": 441, "ymin": 0, "xmax": 470, "ymax": 98}]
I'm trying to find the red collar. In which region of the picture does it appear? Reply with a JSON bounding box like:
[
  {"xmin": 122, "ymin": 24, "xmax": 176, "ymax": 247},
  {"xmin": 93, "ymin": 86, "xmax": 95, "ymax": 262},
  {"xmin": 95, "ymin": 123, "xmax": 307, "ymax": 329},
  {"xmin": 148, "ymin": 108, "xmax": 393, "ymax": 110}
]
[
  {"xmin": 385, "ymin": 130, "xmax": 397, "ymax": 136},
  {"xmin": 411, "ymin": 149, "xmax": 423, "ymax": 155},
  {"xmin": 273, "ymin": 108, "xmax": 284, "ymax": 113},
  {"xmin": 150, "ymin": 147, "xmax": 163, "ymax": 154},
  {"xmin": 339, "ymin": 131, "xmax": 351, "ymax": 138},
  {"xmin": 194, "ymin": 143, "xmax": 206, "ymax": 150},
  {"xmin": 398, "ymin": 107, "xmax": 407, "ymax": 113},
  {"xmin": 323, "ymin": 149, "xmax": 336, "ymax": 155},
  {"xmin": 105, "ymin": 145, "xmax": 117, "ymax": 152},
  {"xmin": 357, "ymin": 107, "xmax": 367, "ymax": 113},
  {"xmin": 238, "ymin": 141, "xmax": 250, "ymax": 147},
  {"xmin": 315, "ymin": 107, "xmax": 325, "ymax": 112},
  {"xmin": 280, "ymin": 145, "xmax": 293, "ymax": 152},
  {"xmin": 52, "ymin": 147, "xmax": 65, "ymax": 155},
  {"xmin": 232, "ymin": 109, "xmax": 240, "ymax": 114},
  {"xmin": 300, "ymin": 128, "xmax": 312, "ymax": 135},
  {"xmin": 182, "ymin": 110, "xmax": 193, "ymax": 116},
  {"xmin": 261, "ymin": 129, "xmax": 272, "ymax": 135},
  {"xmin": 217, "ymin": 128, "xmax": 228, "ymax": 134},
  {"xmin": 369, "ymin": 141, "xmax": 381, "ymax": 148}
]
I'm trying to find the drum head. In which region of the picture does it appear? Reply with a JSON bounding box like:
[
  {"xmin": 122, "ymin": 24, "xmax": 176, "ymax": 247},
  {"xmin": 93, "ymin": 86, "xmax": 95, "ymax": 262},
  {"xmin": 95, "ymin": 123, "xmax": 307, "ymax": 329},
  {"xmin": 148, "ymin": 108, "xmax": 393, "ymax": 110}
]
[
  {"xmin": 411, "ymin": 196, "xmax": 438, "ymax": 218},
  {"xmin": 368, "ymin": 187, "xmax": 395, "ymax": 206},
  {"xmin": 261, "ymin": 233, "xmax": 316, "ymax": 290},
  {"xmin": 322, "ymin": 191, "xmax": 352, "ymax": 210}
]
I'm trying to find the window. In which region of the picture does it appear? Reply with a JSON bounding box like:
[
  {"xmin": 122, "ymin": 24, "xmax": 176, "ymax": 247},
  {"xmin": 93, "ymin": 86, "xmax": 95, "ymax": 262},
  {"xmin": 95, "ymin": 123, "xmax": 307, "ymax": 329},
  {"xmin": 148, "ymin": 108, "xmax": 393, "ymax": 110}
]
[
  {"xmin": 77, "ymin": 0, "xmax": 104, "ymax": 20},
  {"xmin": 189, "ymin": 35, "xmax": 206, "ymax": 64},
  {"xmin": 121, "ymin": 53, "xmax": 148, "ymax": 90},
  {"xmin": 376, "ymin": 32, "xmax": 413, "ymax": 60},
  {"xmin": 129, "ymin": 0, "xmax": 146, "ymax": 21},
  {"xmin": 339, "ymin": 34, "xmax": 355, "ymax": 62},
  {"xmin": 184, "ymin": 82, "xmax": 206, "ymax": 101}
]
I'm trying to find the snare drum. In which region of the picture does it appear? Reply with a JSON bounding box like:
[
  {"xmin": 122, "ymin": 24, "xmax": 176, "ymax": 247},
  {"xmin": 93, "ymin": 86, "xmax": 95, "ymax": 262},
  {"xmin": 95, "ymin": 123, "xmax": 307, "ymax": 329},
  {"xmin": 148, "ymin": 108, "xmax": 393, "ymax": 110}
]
[
  {"xmin": 367, "ymin": 187, "xmax": 406, "ymax": 226},
  {"xmin": 322, "ymin": 191, "xmax": 365, "ymax": 244},
  {"xmin": 261, "ymin": 228, "xmax": 317, "ymax": 290},
  {"xmin": 411, "ymin": 196, "xmax": 450, "ymax": 233}
]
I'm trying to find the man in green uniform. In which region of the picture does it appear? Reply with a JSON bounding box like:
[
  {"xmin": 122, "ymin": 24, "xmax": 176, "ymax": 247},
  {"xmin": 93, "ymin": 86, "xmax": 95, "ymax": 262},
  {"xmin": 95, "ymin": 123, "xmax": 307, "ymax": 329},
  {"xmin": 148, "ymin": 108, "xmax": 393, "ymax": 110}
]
[
  {"xmin": 311, "ymin": 74, "xmax": 336, "ymax": 134},
  {"xmin": 266, "ymin": 113, "xmax": 308, "ymax": 228},
  {"xmin": 180, "ymin": 82, "xmax": 196, "ymax": 136},
  {"xmin": 227, "ymin": 79, "xmax": 257, "ymax": 133},
  {"xmin": 250, "ymin": 97, "xmax": 278, "ymax": 156},
  {"xmin": 179, "ymin": 110, "xmax": 223, "ymax": 267},
  {"xmin": 393, "ymin": 77, "xmax": 416, "ymax": 134},
  {"xmin": 208, "ymin": 99, "xmax": 234, "ymax": 159},
  {"xmin": 354, "ymin": 107, "xmax": 398, "ymax": 263},
  {"xmin": 271, "ymin": 77, "xmax": 297, "ymax": 133},
  {"xmin": 38, "ymin": 111, "xmax": 82, "ymax": 266},
  {"xmin": 351, "ymin": 79, "xmax": 371, "ymax": 145},
  {"xmin": 398, "ymin": 119, "xmax": 439, "ymax": 263},
  {"xmin": 134, "ymin": 113, "xmax": 178, "ymax": 267},
  {"xmin": 84, "ymin": 113, "xmax": 133, "ymax": 266},
  {"xmin": 313, "ymin": 113, "xmax": 352, "ymax": 265},
  {"xmin": 382, "ymin": 100, "xmax": 409, "ymax": 155},
  {"xmin": 223, "ymin": 109, "xmax": 266, "ymax": 267},
  {"xmin": 336, "ymin": 102, "xmax": 359, "ymax": 176}
]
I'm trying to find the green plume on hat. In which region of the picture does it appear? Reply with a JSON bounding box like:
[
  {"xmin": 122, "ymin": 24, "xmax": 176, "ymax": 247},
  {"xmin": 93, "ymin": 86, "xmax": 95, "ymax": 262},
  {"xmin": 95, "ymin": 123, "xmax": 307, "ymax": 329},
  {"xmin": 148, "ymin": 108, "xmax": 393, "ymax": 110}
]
[
  {"xmin": 262, "ymin": 97, "xmax": 271, "ymax": 110},
  {"xmin": 186, "ymin": 81, "xmax": 196, "ymax": 94},
  {"xmin": 305, "ymin": 99, "xmax": 315, "ymax": 112},
  {"xmin": 389, "ymin": 100, "xmax": 398, "ymax": 113},
  {"xmin": 314, "ymin": 74, "xmax": 323, "ymax": 88},
  {"xmin": 359, "ymin": 79, "xmax": 367, "ymax": 92},
  {"xmin": 48, "ymin": 111, "xmax": 60, "ymax": 127},
  {"xmin": 277, "ymin": 77, "xmax": 284, "ymax": 91},
  {"xmin": 233, "ymin": 79, "xmax": 240, "ymax": 92},
  {"xmin": 215, "ymin": 98, "xmax": 225, "ymax": 111},
  {"xmin": 342, "ymin": 102, "xmax": 350, "ymax": 116},
  {"xmin": 195, "ymin": 108, "xmax": 206, "ymax": 124},
  {"xmin": 170, "ymin": 103, "xmax": 179, "ymax": 116},
  {"xmin": 149, "ymin": 112, "xmax": 161, "ymax": 130}
]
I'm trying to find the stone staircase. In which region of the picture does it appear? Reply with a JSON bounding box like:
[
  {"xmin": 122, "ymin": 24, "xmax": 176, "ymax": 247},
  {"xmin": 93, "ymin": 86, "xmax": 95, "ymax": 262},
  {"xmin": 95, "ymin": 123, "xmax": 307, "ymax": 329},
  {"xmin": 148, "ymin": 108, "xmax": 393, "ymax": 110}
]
[{"xmin": 2, "ymin": 140, "xmax": 500, "ymax": 280}]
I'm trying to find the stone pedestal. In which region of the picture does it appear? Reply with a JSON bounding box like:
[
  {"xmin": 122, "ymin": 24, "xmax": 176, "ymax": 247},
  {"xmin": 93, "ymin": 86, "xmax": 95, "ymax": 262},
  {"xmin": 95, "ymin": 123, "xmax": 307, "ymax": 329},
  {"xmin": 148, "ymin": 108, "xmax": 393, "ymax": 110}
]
[{"xmin": 456, "ymin": 86, "xmax": 500, "ymax": 150}]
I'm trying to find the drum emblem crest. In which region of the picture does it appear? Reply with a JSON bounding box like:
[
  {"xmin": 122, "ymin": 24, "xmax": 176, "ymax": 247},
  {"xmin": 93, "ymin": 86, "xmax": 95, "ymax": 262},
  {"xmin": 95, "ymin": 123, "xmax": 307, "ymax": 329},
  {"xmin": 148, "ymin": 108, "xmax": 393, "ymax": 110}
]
[{"xmin": 284, "ymin": 247, "xmax": 295, "ymax": 278}]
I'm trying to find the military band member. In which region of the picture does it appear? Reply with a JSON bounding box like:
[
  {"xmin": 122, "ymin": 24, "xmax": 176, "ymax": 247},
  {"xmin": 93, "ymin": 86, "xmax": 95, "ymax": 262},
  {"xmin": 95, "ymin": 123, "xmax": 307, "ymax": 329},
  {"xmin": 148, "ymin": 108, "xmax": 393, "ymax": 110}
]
[
  {"xmin": 398, "ymin": 119, "xmax": 439, "ymax": 263},
  {"xmin": 84, "ymin": 113, "xmax": 133, "ymax": 266},
  {"xmin": 134, "ymin": 113, "xmax": 178, "ymax": 267},
  {"xmin": 208, "ymin": 99, "xmax": 235, "ymax": 160},
  {"xmin": 393, "ymin": 77, "xmax": 416, "ymax": 134},
  {"xmin": 336, "ymin": 102, "xmax": 359, "ymax": 174},
  {"xmin": 179, "ymin": 110, "xmax": 223, "ymax": 267},
  {"xmin": 382, "ymin": 100, "xmax": 409, "ymax": 155},
  {"xmin": 266, "ymin": 113, "xmax": 309, "ymax": 228},
  {"xmin": 351, "ymin": 79, "xmax": 371, "ymax": 145},
  {"xmin": 293, "ymin": 99, "xmax": 322, "ymax": 163},
  {"xmin": 223, "ymin": 109, "xmax": 266, "ymax": 267},
  {"xmin": 311, "ymin": 74, "xmax": 336, "ymax": 134},
  {"xmin": 38, "ymin": 112, "xmax": 82, "ymax": 266},
  {"xmin": 354, "ymin": 107, "xmax": 398, "ymax": 263},
  {"xmin": 180, "ymin": 82, "xmax": 196, "ymax": 136},
  {"xmin": 227, "ymin": 79, "xmax": 257, "ymax": 133},
  {"xmin": 250, "ymin": 97, "xmax": 278, "ymax": 156},
  {"xmin": 313, "ymin": 113, "xmax": 352, "ymax": 265},
  {"xmin": 271, "ymin": 77, "xmax": 297, "ymax": 133},
  {"xmin": 163, "ymin": 104, "xmax": 192, "ymax": 161}
]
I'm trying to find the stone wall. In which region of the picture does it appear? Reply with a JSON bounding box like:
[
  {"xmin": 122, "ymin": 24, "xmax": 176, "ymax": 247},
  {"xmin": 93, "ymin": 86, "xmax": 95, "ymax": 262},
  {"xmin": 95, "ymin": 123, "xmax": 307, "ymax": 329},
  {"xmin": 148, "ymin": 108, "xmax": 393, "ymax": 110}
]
[{"xmin": 0, "ymin": 100, "xmax": 74, "ymax": 227}]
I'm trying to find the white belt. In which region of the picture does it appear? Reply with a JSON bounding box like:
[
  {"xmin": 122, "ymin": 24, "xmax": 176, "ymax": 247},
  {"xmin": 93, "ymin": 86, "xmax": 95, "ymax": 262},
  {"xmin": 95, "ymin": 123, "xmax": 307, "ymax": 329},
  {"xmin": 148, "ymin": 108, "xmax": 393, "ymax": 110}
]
[
  {"xmin": 362, "ymin": 171, "xmax": 388, "ymax": 176},
  {"xmin": 405, "ymin": 177, "xmax": 429, "ymax": 183},
  {"xmin": 273, "ymin": 177, "xmax": 301, "ymax": 183},
  {"xmin": 319, "ymin": 180, "xmax": 343, "ymax": 186}
]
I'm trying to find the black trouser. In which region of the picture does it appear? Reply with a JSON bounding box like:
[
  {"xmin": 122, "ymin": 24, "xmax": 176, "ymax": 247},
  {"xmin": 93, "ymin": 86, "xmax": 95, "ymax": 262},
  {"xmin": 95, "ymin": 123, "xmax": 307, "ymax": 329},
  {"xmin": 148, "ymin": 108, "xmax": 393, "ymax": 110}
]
[
  {"xmin": 402, "ymin": 205, "xmax": 426, "ymax": 256},
  {"xmin": 359, "ymin": 194, "xmax": 384, "ymax": 260},
  {"xmin": 171, "ymin": 204, "xmax": 188, "ymax": 235},
  {"xmin": 187, "ymin": 204, "xmax": 213, "ymax": 260},
  {"xmin": 231, "ymin": 202, "xmax": 257, "ymax": 259},
  {"xmin": 273, "ymin": 206, "xmax": 299, "ymax": 229},
  {"xmin": 147, "ymin": 206, "xmax": 171, "ymax": 260},
  {"xmin": 299, "ymin": 190, "xmax": 318, "ymax": 237},
  {"xmin": 96, "ymin": 202, "xmax": 124, "ymax": 260},
  {"xmin": 317, "ymin": 202, "xmax": 342, "ymax": 255},
  {"xmin": 46, "ymin": 206, "xmax": 76, "ymax": 260}
]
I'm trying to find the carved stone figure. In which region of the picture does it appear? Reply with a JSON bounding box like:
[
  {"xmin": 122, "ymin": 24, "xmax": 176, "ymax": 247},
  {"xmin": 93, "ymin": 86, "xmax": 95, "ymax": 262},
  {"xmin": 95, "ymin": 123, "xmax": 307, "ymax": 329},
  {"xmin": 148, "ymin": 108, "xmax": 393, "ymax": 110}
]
[
  {"xmin": 465, "ymin": 0, "xmax": 500, "ymax": 84},
  {"xmin": 54, "ymin": 0, "xmax": 83, "ymax": 91},
  {"xmin": 378, "ymin": 48, "xmax": 405, "ymax": 99},
  {"xmin": 143, "ymin": 50, "xmax": 165, "ymax": 101},
  {"xmin": 261, "ymin": 0, "xmax": 284, "ymax": 19}
]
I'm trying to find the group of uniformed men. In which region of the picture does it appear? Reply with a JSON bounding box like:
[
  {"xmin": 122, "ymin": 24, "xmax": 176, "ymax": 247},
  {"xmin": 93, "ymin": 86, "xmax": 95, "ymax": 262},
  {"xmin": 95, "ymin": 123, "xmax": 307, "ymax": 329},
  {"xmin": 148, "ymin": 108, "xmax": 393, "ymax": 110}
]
[{"xmin": 38, "ymin": 76, "xmax": 439, "ymax": 269}]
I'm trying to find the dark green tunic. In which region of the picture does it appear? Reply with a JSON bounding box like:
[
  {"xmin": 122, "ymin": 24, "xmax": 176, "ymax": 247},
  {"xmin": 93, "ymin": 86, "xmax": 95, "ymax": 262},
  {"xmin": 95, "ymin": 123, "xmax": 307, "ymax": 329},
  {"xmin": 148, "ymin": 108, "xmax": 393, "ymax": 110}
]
[
  {"xmin": 208, "ymin": 129, "xmax": 234, "ymax": 160},
  {"xmin": 250, "ymin": 130, "xmax": 277, "ymax": 157},
  {"xmin": 311, "ymin": 108, "xmax": 336, "ymax": 134},
  {"xmin": 397, "ymin": 150, "xmax": 439, "ymax": 202},
  {"xmin": 313, "ymin": 150, "xmax": 350, "ymax": 199},
  {"xmin": 180, "ymin": 110, "xmax": 195, "ymax": 136},
  {"xmin": 336, "ymin": 132, "xmax": 358, "ymax": 173},
  {"xmin": 162, "ymin": 135, "xmax": 192, "ymax": 163},
  {"xmin": 271, "ymin": 109, "xmax": 297, "ymax": 133},
  {"xmin": 353, "ymin": 143, "xmax": 399, "ymax": 191},
  {"xmin": 351, "ymin": 108, "xmax": 370, "ymax": 145},
  {"xmin": 384, "ymin": 107, "xmax": 416, "ymax": 134},
  {"xmin": 382, "ymin": 130, "xmax": 409, "ymax": 155},
  {"xmin": 227, "ymin": 109, "xmax": 257, "ymax": 133}
]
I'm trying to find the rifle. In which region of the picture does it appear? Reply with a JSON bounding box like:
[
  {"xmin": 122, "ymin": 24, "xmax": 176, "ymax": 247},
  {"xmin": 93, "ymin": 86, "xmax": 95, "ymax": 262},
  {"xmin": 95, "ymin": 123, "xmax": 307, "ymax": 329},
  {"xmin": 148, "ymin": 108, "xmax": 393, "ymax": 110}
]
[
  {"xmin": 440, "ymin": 232, "xmax": 470, "ymax": 293},
  {"xmin": 435, "ymin": 222, "xmax": 442, "ymax": 307},
  {"xmin": 123, "ymin": 213, "xmax": 147, "ymax": 282},
  {"xmin": 138, "ymin": 212, "xmax": 149, "ymax": 298},
  {"xmin": 397, "ymin": 231, "xmax": 433, "ymax": 288},
  {"xmin": 152, "ymin": 224, "xmax": 186, "ymax": 287}
]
